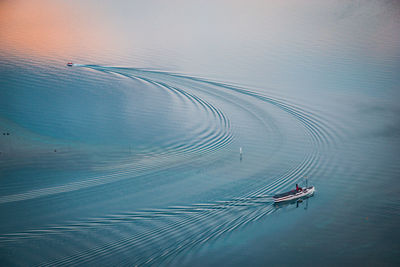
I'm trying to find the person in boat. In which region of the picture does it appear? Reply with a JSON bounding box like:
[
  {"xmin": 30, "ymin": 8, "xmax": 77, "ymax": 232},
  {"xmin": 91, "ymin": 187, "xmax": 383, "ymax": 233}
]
[{"xmin": 296, "ymin": 184, "xmax": 302, "ymax": 192}]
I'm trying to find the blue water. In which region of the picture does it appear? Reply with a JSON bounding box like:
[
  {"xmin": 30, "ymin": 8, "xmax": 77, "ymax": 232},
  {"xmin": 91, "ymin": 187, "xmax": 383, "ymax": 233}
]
[{"xmin": 1, "ymin": 0, "xmax": 400, "ymax": 266}]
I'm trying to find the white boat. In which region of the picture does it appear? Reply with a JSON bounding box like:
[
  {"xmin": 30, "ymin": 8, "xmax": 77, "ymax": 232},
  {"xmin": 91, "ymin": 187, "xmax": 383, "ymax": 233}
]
[{"xmin": 273, "ymin": 185, "xmax": 315, "ymax": 203}]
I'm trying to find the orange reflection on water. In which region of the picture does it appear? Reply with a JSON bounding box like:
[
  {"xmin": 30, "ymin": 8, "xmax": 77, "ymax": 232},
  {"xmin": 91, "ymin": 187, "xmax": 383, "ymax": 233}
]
[{"xmin": 0, "ymin": 0, "xmax": 113, "ymax": 59}]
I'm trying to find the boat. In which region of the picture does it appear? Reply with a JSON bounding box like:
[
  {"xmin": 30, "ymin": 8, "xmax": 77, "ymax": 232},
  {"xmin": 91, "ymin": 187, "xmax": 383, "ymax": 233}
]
[
  {"xmin": 67, "ymin": 62, "xmax": 73, "ymax": 67},
  {"xmin": 273, "ymin": 184, "xmax": 315, "ymax": 203}
]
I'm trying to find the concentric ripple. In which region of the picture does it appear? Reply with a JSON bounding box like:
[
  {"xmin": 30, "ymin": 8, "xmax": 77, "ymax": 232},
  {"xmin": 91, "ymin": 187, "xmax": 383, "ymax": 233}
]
[
  {"xmin": 0, "ymin": 68, "xmax": 234, "ymax": 204},
  {"xmin": 0, "ymin": 65, "xmax": 342, "ymax": 266}
]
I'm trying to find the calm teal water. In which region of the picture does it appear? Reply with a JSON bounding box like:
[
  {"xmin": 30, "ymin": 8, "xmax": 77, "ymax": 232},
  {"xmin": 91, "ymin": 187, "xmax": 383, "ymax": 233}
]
[{"xmin": 1, "ymin": 0, "xmax": 399, "ymax": 266}]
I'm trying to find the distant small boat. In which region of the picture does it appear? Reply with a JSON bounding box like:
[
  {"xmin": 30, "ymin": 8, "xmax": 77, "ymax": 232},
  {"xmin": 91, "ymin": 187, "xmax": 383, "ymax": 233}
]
[
  {"xmin": 273, "ymin": 184, "xmax": 315, "ymax": 203},
  {"xmin": 67, "ymin": 62, "xmax": 73, "ymax": 67}
]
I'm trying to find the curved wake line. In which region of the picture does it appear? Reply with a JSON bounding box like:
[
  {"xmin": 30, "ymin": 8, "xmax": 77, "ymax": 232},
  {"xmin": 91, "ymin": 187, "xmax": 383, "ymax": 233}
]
[
  {"xmin": 93, "ymin": 68, "xmax": 233, "ymax": 156},
  {"xmin": 2, "ymin": 65, "xmax": 340, "ymax": 266},
  {"xmin": 36, "ymin": 154, "xmax": 312, "ymax": 266},
  {"xmin": 0, "ymin": 70, "xmax": 235, "ymax": 205},
  {"xmin": 44, "ymin": 65, "xmax": 334, "ymax": 265}
]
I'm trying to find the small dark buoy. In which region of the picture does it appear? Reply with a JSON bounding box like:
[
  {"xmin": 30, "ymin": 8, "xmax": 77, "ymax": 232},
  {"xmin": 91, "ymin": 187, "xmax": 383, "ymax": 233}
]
[
  {"xmin": 2, "ymin": 133, "xmax": 5, "ymax": 135},
  {"xmin": 54, "ymin": 149, "xmax": 57, "ymax": 152},
  {"xmin": 6, "ymin": 133, "xmax": 9, "ymax": 135}
]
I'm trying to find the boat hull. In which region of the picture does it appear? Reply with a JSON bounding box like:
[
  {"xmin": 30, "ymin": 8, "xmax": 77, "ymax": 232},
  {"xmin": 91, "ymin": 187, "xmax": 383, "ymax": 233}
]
[{"xmin": 273, "ymin": 186, "xmax": 315, "ymax": 203}]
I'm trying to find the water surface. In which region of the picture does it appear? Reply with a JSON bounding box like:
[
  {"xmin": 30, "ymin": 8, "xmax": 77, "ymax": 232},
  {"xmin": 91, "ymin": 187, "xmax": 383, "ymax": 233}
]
[{"xmin": 1, "ymin": 0, "xmax": 399, "ymax": 266}]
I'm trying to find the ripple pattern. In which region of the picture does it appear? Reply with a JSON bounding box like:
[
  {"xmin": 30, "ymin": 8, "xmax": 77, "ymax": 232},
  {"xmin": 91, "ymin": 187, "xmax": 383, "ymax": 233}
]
[{"xmin": 0, "ymin": 66, "xmax": 343, "ymax": 265}]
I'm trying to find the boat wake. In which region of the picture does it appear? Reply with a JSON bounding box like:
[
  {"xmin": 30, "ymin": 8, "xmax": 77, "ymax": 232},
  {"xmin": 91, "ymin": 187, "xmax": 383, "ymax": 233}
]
[{"xmin": 0, "ymin": 65, "xmax": 343, "ymax": 265}]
